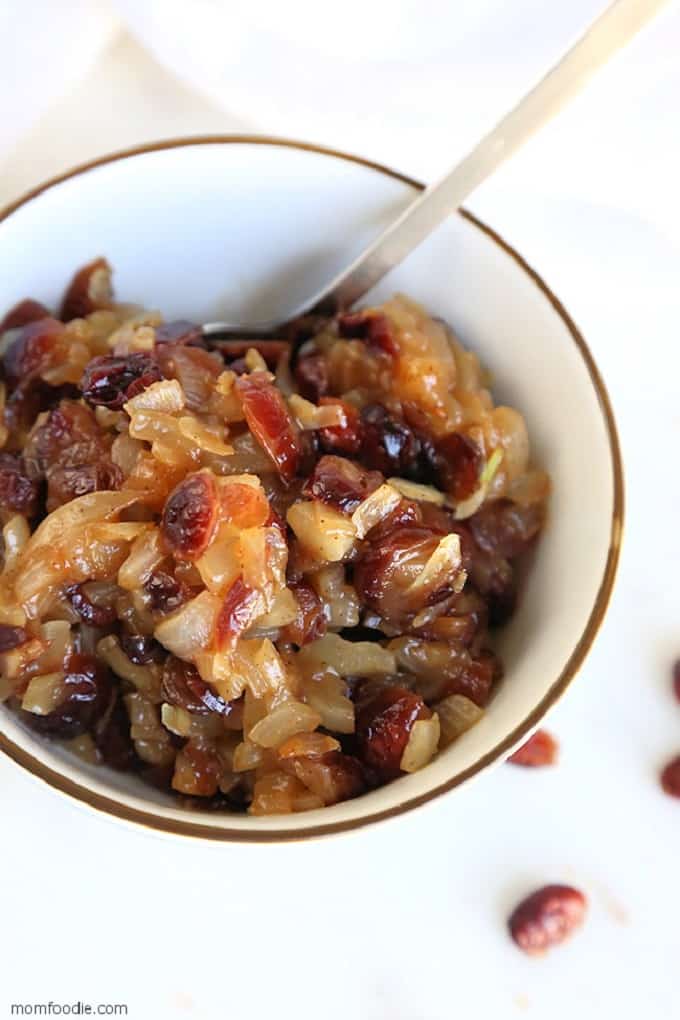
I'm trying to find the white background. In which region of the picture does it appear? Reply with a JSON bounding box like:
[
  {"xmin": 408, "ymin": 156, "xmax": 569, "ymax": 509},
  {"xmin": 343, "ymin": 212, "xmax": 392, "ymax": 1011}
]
[{"xmin": 1, "ymin": 3, "xmax": 680, "ymax": 1018}]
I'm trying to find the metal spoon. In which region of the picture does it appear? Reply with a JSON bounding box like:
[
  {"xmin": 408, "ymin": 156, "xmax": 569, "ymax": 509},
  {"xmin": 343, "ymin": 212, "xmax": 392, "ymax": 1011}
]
[{"xmin": 203, "ymin": 0, "xmax": 668, "ymax": 341}]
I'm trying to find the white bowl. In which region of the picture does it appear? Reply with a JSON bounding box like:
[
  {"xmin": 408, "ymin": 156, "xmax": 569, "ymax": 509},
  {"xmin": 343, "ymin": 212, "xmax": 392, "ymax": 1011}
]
[{"xmin": 0, "ymin": 137, "xmax": 623, "ymax": 841}]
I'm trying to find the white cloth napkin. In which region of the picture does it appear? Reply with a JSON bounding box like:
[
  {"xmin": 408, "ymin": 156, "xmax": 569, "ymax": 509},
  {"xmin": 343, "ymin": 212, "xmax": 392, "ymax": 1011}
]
[{"xmin": 0, "ymin": 0, "xmax": 679, "ymax": 217}]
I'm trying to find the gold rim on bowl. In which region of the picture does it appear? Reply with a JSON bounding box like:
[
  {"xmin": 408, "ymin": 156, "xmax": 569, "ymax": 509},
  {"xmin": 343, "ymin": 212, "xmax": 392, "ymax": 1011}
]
[{"xmin": 0, "ymin": 135, "xmax": 625, "ymax": 842}]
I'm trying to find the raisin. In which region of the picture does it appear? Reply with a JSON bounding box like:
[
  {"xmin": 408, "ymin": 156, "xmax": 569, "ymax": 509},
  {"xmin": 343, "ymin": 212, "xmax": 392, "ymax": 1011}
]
[
  {"xmin": 356, "ymin": 686, "xmax": 431, "ymax": 778},
  {"xmin": 434, "ymin": 432, "xmax": 483, "ymax": 501},
  {"xmin": 354, "ymin": 525, "xmax": 445, "ymax": 627},
  {"xmin": 144, "ymin": 569, "xmax": 189, "ymax": 615},
  {"xmin": 65, "ymin": 584, "xmax": 117, "ymax": 627},
  {"xmin": 93, "ymin": 689, "xmax": 137, "ymax": 771},
  {"xmin": 2, "ymin": 317, "xmax": 66, "ymax": 389},
  {"xmin": 359, "ymin": 404, "xmax": 421, "ymax": 476},
  {"xmin": 508, "ymin": 729, "xmax": 558, "ymax": 767},
  {"xmin": 60, "ymin": 257, "xmax": 112, "ymax": 321},
  {"xmin": 0, "ymin": 624, "xmax": 28, "ymax": 652},
  {"xmin": 660, "ymin": 755, "xmax": 680, "ymax": 798},
  {"xmin": 120, "ymin": 633, "xmax": 165, "ymax": 665},
  {"xmin": 81, "ymin": 353, "xmax": 162, "ymax": 410},
  {"xmin": 318, "ymin": 398, "xmax": 363, "ymax": 455},
  {"xmin": 469, "ymin": 499, "xmax": 544, "ymax": 560},
  {"xmin": 0, "ymin": 453, "xmax": 39, "ymax": 516},
  {"xmin": 302, "ymin": 454, "xmax": 382, "ymax": 513},
  {"xmin": 293, "ymin": 352, "xmax": 329, "ymax": 402},
  {"xmin": 161, "ymin": 471, "xmax": 219, "ymax": 560},
  {"xmin": 0, "ymin": 299, "xmax": 51, "ymax": 333},
  {"xmin": 215, "ymin": 578, "xmax": 260, "ymax": 650},
  {"xmin": 172, "ymin": 740, "xmax": 222, "ymax": 797},
  {"xmin": 508, "ymin": 885, "xmax": 587, "ymax": 955},
  {"xmin": 154, "ymin": 320, "xmax": 202, "ymax": 346},
  {"xmin": 161, "ymin": 656, "xmax": 210, "ymax": 714},
  {"xmin": 236, "ymin": 371, "xmax": 302, "ymax": 481},
  {"xmin": 338, "ymin": 311, "xmax": 398, "ymax": 356},
  {"xmin": 25, "ymin": 400, "xmax": 121, "ymax": 511},
  {"xmin": 22, "ymin": 653, "xmax": 112, "ymax": 739},
  {"xmin": 281, "ymin": 581, "xmax": 327, "ymax": 646}
]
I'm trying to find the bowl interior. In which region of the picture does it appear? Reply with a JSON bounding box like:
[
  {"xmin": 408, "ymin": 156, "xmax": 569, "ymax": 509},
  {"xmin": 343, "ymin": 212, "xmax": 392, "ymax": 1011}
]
[{"xmin": 0, "ymin": 140, "xmax": 620, "ymax": 839}]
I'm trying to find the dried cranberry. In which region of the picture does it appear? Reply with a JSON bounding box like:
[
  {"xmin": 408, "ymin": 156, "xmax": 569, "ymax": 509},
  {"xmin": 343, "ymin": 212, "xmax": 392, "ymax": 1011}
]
[
  {"xmin": 81, "ymin": 352, "xmax": 162, "ymax": 410},
  {"xmin": 318, "ymin": 398, "xmax": 363, "ymax": 455},
  {"xmin": 22, "ymin": 653, "xmax": 112, "ymax": 738},
  {"xmin": 26, "ymin": 400, "xmax": 121, "ymax": 511},
  {"xmin": 338, "ymin": 311, "xmax": 398, "ymax": 356},
  {"xmin": 0, "ymin": 624, "xmax": 28, "ymax": 652},
  {"xmin": 302, "ymin": 454, "xmax": 382, "ymax": 513},
  {"xmin": 356, "ymin": 686, "xmax": 431, "ymax": 778},
  {"xmin": 508, "ymin": 729, "xmax": 558, "ymax": 767},
  {"xmin": 0, "ymin": 299, "xmax": 51, "ymax": 333},
  {"xmin": 2, "ymin": 317, "xmax": 66, "ymax": 388},
  {"xmin": 509, "ymin": 885, "xmax": 587, "ymax": 955},
  {"xmin": 215, "ymin": 578, "xmax": 260, "ymax": 650},
  {"xmin": 154, "ymin": 320, "xmax": 202, "ymax": 346},
  {"xmin": 120, "ymin": 633, "xmax": 165, "ymax": 665},
  {"xmin": 144, "ymin": 569, "xmax": 189, "ymax": 615},
  {"xmin": 0, "ymin": 452, "xmax": 39, "ymax": 516},
  {"xmin": 94, "ymin": 689, "xmax": 137, "ymax": 771},
  {"xmin": 65, "ymin": 584, "xmax": 117, "ymax": 627},
  {"xmin": 281, "ymin": 581, "xmax": 327, "ymax": 646},
  {"xmin": 236, "ymin": 371, "xmax": 302, "ymax": 481},
  {"xmin": 660, "ymin": 755, "xmax": 680, "ymax": 798},
  {"xmin": 60, "ymin": 257, "xmax": 112, "ymax": 321},
  {"xmin": 434, "ymin": 432, "xmax": 483, "ymax": 501},
  {"xmin": 161, "ymin": 472, "xmax": 219, "ymax": 560},
  {"xmin": 469, "ymin": 500, "xmax": 544, "ymax": 560},
  {"xmin": 293, "ymin": 352, "xmax": 329, "ymax": 402},
  {"xmin": 360, "ymin": 404, "xmax": 421, "ymax": 476}
]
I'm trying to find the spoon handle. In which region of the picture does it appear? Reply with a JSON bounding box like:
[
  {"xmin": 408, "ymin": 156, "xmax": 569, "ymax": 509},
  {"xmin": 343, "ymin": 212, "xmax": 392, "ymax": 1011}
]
[{"xmin": 320, "ymin": 0, "xmax": 670, "ymax": 312}]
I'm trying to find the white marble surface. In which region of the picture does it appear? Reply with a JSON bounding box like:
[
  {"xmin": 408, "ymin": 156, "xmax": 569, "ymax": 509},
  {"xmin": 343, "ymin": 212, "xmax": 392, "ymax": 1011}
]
[{"xmin": 2, "ymin": 21, "xmax": 680, "ymax": 1020}]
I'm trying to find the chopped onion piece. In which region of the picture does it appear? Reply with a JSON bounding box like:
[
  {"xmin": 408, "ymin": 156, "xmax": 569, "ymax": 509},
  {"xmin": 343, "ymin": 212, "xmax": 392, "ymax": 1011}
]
[
  {"xmin": 387, "ymin": 477, "xmax": 446, "ymax": 506},
  {"xmin": 452, "ymin": 449, "xmax": 504, "ymax": 519},
  {"xmin": 154, "ymin": 591, "xmax": 221, "ymax": 659},
  {"xmin": 177, "ymin": 416, "xmax": 233, "ymax": 455},
  {"xmin": 21, "ymin": 672, "xmax": 65, "ymax": 715},
  {"xmin": 406, "ymin": 533, "xmax": 466, "ymax": 596},
  {"xmin": 288, "ymin": 394, "xmax": 346, "ymax": 429},
  {"xmin": 297, "ymin": 633, "xmax": 396, "ymax": 677},
  {"xmin": 350, "ymin": 483, "xmax": 402, "ymax": 539},
  {"xmin": 124, "ymin": 378, "xmax": 185, "ymax": 415},
  {"xmin": 118, "ymin": 528, "xmax": 164, "ymax": 590},
  {"xmin": 435, "ymin": 694, "xmax": 483, "ymax": 746},
  {"xmin": 233, "ymin": 739, "xmax": 266, "ymax": 772},
  {"xmin": 248, "ymin": 700, "xmax": 321, "ymax": 748},
  {"xmin": 287, "ymin": 501, "xmax": 356, "ymax": 563},
  {"xmin": 400, "ymin": 714, "xmax": 440, "ymax": 772},
  {"xmin": 2, "ymin": 515, "xmax": 31, "ymax": 573},
  {"xmin": 245, "ymin": 348, "xmax": 268, "ymax": 373},
  {"xmin": 302, "ymin": 671, "xmax": 355, "ymax": 733}
]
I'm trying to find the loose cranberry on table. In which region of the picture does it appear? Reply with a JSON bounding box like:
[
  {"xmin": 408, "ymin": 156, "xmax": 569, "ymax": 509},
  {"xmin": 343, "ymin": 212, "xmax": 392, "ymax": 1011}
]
[
  {"xmin": 508, "ymin": 884, "xmax": 587, "ymax": 955},
  {"xmin": 660, "ymin": 755, "xmax": 680, "ymax": 798},
  {"xmin": 507, "ymin": 729, "xmax": 558, "ymax": 767}
]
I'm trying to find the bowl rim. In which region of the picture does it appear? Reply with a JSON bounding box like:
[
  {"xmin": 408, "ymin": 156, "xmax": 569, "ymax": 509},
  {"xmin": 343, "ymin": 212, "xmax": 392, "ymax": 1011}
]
[{"xmin": 0, "ymin": 134, "xmax": 624, "ymax": 842}]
